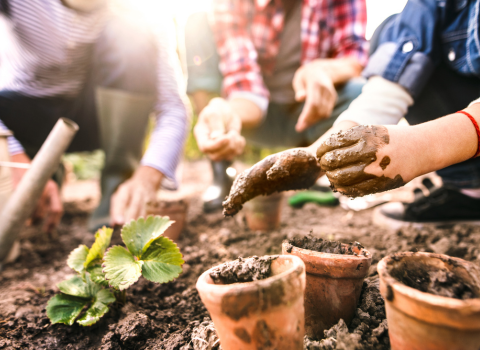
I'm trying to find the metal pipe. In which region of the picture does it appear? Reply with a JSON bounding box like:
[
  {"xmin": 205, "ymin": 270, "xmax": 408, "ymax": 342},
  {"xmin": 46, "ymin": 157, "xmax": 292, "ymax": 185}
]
[{"xmin": 0, "ymin": 118, "xmax": 79, "ymax": 264}]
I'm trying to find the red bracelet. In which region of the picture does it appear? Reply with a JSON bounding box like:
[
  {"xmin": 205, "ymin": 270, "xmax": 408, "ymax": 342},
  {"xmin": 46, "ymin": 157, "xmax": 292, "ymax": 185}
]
[{"xmin": 458, "ymin": 110, "xmax": 480, "ymax": 158}]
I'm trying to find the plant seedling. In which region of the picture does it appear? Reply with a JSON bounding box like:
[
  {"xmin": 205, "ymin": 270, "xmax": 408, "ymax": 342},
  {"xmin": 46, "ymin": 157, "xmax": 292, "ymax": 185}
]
[{"xmin": 46, "ymin": 216, "xmax": 184, "ymax": 326}]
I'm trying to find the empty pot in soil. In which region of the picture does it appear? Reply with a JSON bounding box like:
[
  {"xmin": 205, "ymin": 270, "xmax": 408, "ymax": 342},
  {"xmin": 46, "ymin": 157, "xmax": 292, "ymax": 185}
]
[
  {"xmin": 146, "ymin": 199, "xmax": 188, "ymax": 241},
  {"xmin": 282, "ymin": 236, "xmax": 372, "ymax": 338},
  {"xmin": 243, "ymin": 193, "xmax": 283, "ymax": 232},
  {"xmin": 378, "ymin": 252, "xmax": 480, "ymax": 350},
  {"xmin": 196, "ymin": 255, "xmax": 306, "ymax": 350}
]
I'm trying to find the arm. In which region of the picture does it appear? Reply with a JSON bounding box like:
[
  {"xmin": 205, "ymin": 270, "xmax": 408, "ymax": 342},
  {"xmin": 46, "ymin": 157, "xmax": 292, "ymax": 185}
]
[
  {"xmin": 293, "ymin": 0, "xmax": 368, "ymax": 131},
  {"xmin": 316, "ymin": 104, "xmax": 480, "ymax": 197},
  {"xmin": 110, "ymin": 17, "xmax": 189, "ymax": 225}
]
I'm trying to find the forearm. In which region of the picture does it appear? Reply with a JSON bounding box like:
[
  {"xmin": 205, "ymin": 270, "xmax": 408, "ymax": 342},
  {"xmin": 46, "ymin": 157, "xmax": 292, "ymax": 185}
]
[
  {"xmin": 311, "ymin": 58, "xmax": 363, "ymax": 85},
  {"xmin": 228, "ymin": 97, "xmax": 263, "ymax": 129}
]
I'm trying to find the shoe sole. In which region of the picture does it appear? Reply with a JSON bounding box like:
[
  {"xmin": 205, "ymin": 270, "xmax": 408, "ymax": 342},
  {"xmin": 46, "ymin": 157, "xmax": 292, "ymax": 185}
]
[{"xmin": 372, "ymin": 207, "xmax": 480, "ymax": 231}]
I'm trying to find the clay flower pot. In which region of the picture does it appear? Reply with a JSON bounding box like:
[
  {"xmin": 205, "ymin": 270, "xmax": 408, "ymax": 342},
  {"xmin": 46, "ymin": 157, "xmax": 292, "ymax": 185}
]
[
  {"xmin": 378, "ymin": 252, "xmax": 480, "ymax": 350},
  {"xmin": 196, "ymin": 255, "xmax": 306, "ymax": 350},
  {"xmin": 146, "ymin": 199, "xmax": 188, "ymax": 241},
  {"xmin": 282, "ymin": 241, "xmax": 372, "ymax": 338},
  {"xmin": 243, "ymin": 193, "xmax": 283, "ymax": 232}
]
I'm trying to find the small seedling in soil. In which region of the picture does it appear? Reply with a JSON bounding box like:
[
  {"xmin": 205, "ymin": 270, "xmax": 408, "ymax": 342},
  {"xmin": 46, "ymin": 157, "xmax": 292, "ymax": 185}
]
[
  {"xmin": 209, "ymin": 256, "xmax": 277, "ymax": 284},
  {"xmin": 285, "ymin": 234, "xmax": 367, "ymax": 256},
  {"xmin": 46, "ymin": 216, "xmax": 184, "ymax": 326}
]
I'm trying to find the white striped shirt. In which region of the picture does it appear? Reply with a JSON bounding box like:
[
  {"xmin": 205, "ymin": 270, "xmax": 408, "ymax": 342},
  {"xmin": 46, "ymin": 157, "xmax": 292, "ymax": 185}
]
[{"xmin": 0, "ymin": 0, "xmax": 189, "ymax": 188}]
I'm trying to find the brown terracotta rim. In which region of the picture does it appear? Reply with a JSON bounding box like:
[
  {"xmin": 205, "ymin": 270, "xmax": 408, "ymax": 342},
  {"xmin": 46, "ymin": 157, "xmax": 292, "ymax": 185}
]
[
  {"xmin": 282, "ymin": 242, "xmax": 371, "ymax": 260},
  {"xmin": 196, "ymin": 255, "xmax": 305, "ymax": 302},
  {"xmin": 378, "ymin": 252, "xmax": 480, "ymax": 330}
]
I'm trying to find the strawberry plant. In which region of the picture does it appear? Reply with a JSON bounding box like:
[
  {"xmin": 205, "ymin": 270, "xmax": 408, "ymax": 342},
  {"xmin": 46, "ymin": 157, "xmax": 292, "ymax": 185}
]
[{"xmin": 46, "ymin": 216, "xmax": 184, "ymax": 326}]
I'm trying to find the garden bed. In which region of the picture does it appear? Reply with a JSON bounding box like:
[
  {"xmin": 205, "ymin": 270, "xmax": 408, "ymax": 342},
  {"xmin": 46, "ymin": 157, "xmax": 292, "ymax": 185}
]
[{"xmin": 1, "ymin": 160, "xmax": 480, "ymax": 350}]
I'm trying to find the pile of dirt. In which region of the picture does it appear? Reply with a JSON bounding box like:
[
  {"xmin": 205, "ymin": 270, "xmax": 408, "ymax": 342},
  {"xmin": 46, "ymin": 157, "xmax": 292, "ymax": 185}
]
[
  {"xmin": 2, "ymin": 161, "xmax": 480, "ymax": 349},
  {"xmin": 392, "ymin": 268, "xmax": 477, "ymax": 300},
  {"xmin": 209, "ymin": 256, "xmax": 277, "ymax": 284},
  {"xmin": 285, "ymin": 234, "xmax": 366, "ymax": 256}
]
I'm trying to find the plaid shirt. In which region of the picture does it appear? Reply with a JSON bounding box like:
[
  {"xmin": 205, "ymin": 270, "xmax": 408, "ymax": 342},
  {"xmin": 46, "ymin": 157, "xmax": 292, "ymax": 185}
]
[{"xmin": 210, "ymin": 0, "xmax": 368, "ymax": 105}]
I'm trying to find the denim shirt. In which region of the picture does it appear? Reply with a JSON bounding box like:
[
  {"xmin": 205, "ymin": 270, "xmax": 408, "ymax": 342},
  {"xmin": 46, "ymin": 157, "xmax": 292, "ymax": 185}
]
[{"xmin": 363, "ymin": 0, "xmax": 480, "ymax": 98}]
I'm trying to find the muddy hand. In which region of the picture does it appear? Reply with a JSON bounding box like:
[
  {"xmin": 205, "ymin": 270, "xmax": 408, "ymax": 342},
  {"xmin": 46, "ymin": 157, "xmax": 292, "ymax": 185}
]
[
  {"xmin": 316, "ymin": 125, "xmax": 404, "ymax": 197},
  {"xmin": 223, "ymin": 149, "xmax": 321, "ymax": 216}
]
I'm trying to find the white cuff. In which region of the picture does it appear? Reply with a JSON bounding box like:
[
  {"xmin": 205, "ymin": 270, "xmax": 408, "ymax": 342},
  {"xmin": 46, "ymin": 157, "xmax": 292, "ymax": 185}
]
[
  {"xmin": 228, "ymin": 91, "xmax": 269, "ymax": 116},
  {"xmin": 469, "ymin": 98, "xmax": 480, "ymax": 107},
  {"xmin": 335, "ymin": 76, "xmax": 414, "ymax": 126}
]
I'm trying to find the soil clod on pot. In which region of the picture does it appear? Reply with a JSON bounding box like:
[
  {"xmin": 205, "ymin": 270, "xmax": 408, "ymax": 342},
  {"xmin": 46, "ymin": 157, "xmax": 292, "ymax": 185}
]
[
  {"xmin": 209, "ymin": 256, "xmax": 277, "ymax": 284},
  {"xmin": 286, "ymin": 234, "xmax": 367, "ymax": 256}
]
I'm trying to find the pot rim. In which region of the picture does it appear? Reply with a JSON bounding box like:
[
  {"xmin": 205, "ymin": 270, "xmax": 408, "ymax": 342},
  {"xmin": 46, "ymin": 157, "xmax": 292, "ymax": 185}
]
[
  {"xmin": 281, "ymin": 242, "xmax": 372, "ymax": 260},
  {"xmin": 378, "ymin": 252, "xmax": 480, "ymax": 329},
  {"xmin": 196, "ymin": 255, "xmax": 305, "ymax": 299}
]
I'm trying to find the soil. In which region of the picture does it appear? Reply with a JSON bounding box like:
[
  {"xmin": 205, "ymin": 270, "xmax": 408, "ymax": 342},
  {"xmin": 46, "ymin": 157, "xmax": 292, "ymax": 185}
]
[
  {"xmin": 285, "ymin": 234, "xmax": 366, "ymax": 256},
  {"xmin": 392, "ymin": 267, "xmax": 477, "ymax": 300},
  {"xmin": 209, "ymin": 256, "xmax": 277, "ymax": 285},
  {"xmin": 1, "ymin": 160, "xmax": 480, "ymax": 350}
]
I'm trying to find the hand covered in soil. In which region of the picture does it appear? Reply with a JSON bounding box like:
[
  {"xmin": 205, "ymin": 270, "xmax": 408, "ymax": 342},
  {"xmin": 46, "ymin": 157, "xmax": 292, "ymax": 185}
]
[
  {"xmin": 194, "ymin": 97, "xmax": 246, "ymax": 161},
  {"xmin": 316, "ymin": 125, "xmax": 405, "ymax": 197},
  {"xmin": 293, "ymin": 61, "xmax": 337, "ymax": 132},
  {"xmin": 110, "ymin": 166, "xmax": 162, "ymax": 226},
  {"xmin": 223, "ymin": 148, "xmax": 321, "ymax": 216}
]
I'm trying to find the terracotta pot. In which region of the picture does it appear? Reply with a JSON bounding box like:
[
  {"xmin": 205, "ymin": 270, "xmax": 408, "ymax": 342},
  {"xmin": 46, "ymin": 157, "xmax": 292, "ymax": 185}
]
[
  {"xmin": 282, "ymin": 241, "xmax": 372, "ymax": 338},
  {"xmin": 378, "ymin": 252, "xmax": 480, "ymax": 350},
  {"xmin": 196, "ymin": 255, "xmax": 306, "ymax": 350},
  {"xmin": 243, "ymin": 193, "xmax": 283, "ymax": 232},
  {"xmin": 146, "ymin": 199, "xmax": 188, "ymax": 241}
]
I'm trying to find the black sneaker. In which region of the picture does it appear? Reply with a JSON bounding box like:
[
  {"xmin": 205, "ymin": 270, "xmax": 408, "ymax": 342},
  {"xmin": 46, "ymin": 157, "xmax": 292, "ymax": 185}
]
[{"xmin": 373, "ymin": 186, "xmax": 480, "ymax": 230}]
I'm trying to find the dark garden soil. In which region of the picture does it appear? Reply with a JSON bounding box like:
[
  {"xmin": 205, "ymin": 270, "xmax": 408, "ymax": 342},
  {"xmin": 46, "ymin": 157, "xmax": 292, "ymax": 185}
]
[
  {"xmin": 1, "ymin": 161, "xmax": 480, "ymax": 350},
  {"xmin": 285, "ymin": 235, "xmax": 366, "ymax": 256},
  {"xmin": 209, "ymin": 256, "xmax": 277, "ymax": 284}
]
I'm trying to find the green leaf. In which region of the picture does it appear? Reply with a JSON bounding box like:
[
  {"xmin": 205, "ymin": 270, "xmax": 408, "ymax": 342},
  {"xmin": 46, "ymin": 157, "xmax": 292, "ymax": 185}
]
[
  {"xmin": 57, "ymin": 276, "xmax": 91, "ymax": 298},
  {"xmin": 46, "ymin": 294, "xmax": 89, "ymax": 325},
  {"xmin": 103, "ymin": 246, "xmax": 143, "ymax": 290},
  {"xmin": 121, "ymin": 216, "xmax": 173, "ymax": 258},
  {"xmin": 76, "ymin": 290, "xmax": 115, "ymax": 326},
  {"xmin": 141, "ymin": 236, "xmax": 184, "ymax": 283},
  {"xmin": 67, "ymin": 245, "xmax": 89, "ymax": 273},
  {"xmin": 84, "ymin": 227, "xmax": 113, "ymax": 268},
  {"xmin": 86, "ymin": 264, "xmax": 109, "ymax": 287}
]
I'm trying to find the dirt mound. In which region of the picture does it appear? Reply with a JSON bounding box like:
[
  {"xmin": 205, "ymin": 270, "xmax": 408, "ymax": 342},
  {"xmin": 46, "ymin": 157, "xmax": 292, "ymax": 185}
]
[
  {"xmin": 209, "ymin": 256, "xmax": 277, "ymax": 285},
  {"xmin": 392, "ymin": 267, "xmax": 476, "ymax": 300},
  {"xmin": 286, "ymin": 235, "xmax": 365, "ymax": 256}
]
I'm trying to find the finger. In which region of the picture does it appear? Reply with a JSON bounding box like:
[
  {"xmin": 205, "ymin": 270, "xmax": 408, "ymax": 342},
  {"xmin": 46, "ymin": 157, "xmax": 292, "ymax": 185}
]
[
  {"xmin": 202, "ymin": 105, "xmax": 226, "ymax": 137},
  {"xmin": 293, "ymin": 68, "xmax": 307, "ymax": 101},
  {"xmin": 296, "ymin": 98, "xmax": 314, "ymax": 132},
  {"xmin": 33, "ymin": 186, "xmax": 49, "ymax": 222},
  {"xmin": 325, "ymin": 163, "xmax": 374, "ymax": 187},
  {"xmin": 194, "ymin": 120, "xmax": 212, "ymax": 150},
  {"xmin": 110, "ymin": 185, "xmax": 131, "ymax": 226},
  {"xmin": 43, "ymin": 186, "xmax": 63, "ymax": 233},
  {"xmin": 226, "ymin": 113, "xmax": 242, "ymax": 134},
  {"xmin": 316, "ymin": 125, "xmax": 367, "ymax": 160},
  {"xmin": 125, "ymin": 190, "xmax": 144, "ymax": 223},
  {"xmin": 334, "ymin": 174, "xmax": 404, "ymax": 198},
  {"xmin": 319, "ymin": 139, "xmax": 371, "ymax": 170}
]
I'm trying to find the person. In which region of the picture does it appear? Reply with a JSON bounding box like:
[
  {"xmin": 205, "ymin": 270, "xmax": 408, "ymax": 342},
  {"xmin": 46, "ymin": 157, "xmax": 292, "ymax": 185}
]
[
  {"xmin": 185, "ymin": 0, "xmax": 368, "ymax": 212},
  {"xmin": 243, "ymin": 0, "xmax": 480, "ymax": 227},
  {"xmin": 0, "ymin": 0, "xmax": 189, "ymax": 232}
]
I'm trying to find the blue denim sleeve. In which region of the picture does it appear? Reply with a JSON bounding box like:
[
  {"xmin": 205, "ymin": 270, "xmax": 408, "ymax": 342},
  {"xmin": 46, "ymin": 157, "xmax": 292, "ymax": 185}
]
[{"xmin": 363, "ymin": 0, "xmax": 441, "ymax": 98}]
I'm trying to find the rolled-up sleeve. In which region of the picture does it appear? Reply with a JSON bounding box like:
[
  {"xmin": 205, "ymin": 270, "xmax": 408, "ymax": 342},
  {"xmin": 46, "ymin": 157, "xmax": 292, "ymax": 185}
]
[
  {"xmin": 329, "ymin": 0, "xmax": 369, "ymax": 67},
  {"xmin": 141, "ymin": 18, "xmax": 190, "ymax": 190},
  {"xmin": 210, "ymin": 0, "xmax": 270, "ymax": 113},
  {"xmin": 0, "ymin": 119, "xmax": 24, "ymax": 155},
  {"xmin": 363, "ymin": 0, "xmax": 440, "ymax": 98}
]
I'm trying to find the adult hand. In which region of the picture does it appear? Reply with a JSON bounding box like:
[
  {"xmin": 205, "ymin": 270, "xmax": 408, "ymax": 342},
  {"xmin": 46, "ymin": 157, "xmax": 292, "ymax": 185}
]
[
  {"xmin": 194, "ymin": 97, "xmax": 246, "ymax": 161},
  {"xmin": 110, "ymin": 166, "xmax": 163, "ymax": 226},
  {"xmin": 10, "ymin": 153, "xmax": 64, "ymax": 233},
  {"xmin": 223, "ymin": 148, "xmax": 321, "ymax": 216},
  {"xmin": 293, "ymin": 61, "xmax": 338, "ymax": 132},
  {"xmin": 316, "ymin": 125, "xmax": 408, "ymax": 197}
]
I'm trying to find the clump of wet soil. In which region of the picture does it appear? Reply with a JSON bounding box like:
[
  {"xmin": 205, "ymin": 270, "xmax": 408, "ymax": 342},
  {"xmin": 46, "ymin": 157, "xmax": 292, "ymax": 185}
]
[
  {"xmin": 286, "ymin": 234, "xmax": 366, "ymax": 256},
  {"xmin": 209, "ymin": 256, "xmax": 277, "ymax": 285},
  {"xmin": 392, "ymin": 267, "xmax": 477, "ymax": 300}
]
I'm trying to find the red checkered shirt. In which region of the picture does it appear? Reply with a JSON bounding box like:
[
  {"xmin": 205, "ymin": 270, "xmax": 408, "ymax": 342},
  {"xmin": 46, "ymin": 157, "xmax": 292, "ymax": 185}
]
[{"xmin": 210, "ymin": 0, "xmax": 368, "ymax": 104}]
